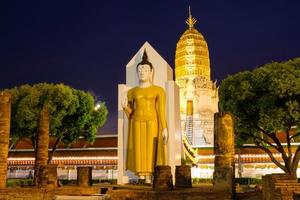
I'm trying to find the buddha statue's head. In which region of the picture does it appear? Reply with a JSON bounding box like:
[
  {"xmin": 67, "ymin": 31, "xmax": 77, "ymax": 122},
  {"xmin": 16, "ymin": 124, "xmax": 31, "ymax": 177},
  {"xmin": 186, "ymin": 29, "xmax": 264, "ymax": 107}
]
[{"xmin": 137, "ymin": 50, "xmax": 153, "ymax": 83}]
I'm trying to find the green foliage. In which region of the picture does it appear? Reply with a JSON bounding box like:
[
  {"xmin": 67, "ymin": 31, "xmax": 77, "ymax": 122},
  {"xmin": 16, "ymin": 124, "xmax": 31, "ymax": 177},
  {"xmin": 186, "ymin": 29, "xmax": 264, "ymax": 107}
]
[
  {"xmin": 192, "ymin": 178, "xmax": 212, "ymax": 184},
  {"xmin": 220, "ymin": 58, "xmax": 300, "ymax": 145},
  {"xmin": 8, "ymin": 83, "xmax": 108, "ymax": 148},
  {"xmin": 7, "ymin": 179, "xmax": 34, "ymax": 187},
  {"xmin": 9, "ymin": 83, "xmax": 78, "ymax": 141},
  {"xmin": 58, "ymin": 89, "xmax": 108, "ymax": 145}
]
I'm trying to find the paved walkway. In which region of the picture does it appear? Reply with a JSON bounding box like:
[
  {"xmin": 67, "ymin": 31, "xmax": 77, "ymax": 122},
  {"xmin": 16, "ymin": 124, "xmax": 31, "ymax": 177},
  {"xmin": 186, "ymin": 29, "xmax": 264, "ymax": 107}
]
[
  {"xmin": 55, "ymin": 184, "xmax": 262, "ymax": 200},
  {"xmin": 55, "ymin": 195, "xmax": 107, "ymax": 200},
  {"xmin": 236, "ymin": 191, "xmax": 262, "ymax": 200}
]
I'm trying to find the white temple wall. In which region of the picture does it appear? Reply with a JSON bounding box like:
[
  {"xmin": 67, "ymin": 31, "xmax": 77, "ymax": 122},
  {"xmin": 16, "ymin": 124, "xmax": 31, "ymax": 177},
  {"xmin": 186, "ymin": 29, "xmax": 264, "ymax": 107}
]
[
  {"xmin": 7, "ymin": 168, "xmax": 118, "ymax": 180},
  {"xmin": 191, "ymin": 165, "xmax": 300, "ymax": 179}
]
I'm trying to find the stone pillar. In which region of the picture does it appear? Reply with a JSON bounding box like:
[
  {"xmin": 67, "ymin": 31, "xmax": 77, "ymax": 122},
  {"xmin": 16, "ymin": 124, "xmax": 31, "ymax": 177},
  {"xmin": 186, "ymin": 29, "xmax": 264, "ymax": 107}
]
[
  {"xmin": 213, "ymin": 112, "xmax": 235, "ymax": 195},
  {"xmin": 153, "ymin": 166, "xmax": 173, "ymax": 191},
  {"xmin": 0, "ymin": 92, "xmax": 11, "ymax": 188},
  {"xmin": 34, "ymin": 107, "xmax": 50, "ymax": 186},
  {"xmin": 175, "ymin": 165, "xmax": 192, "ymax": 188},
  {"xmin": 262, "ymin": 175, "xmax": 272, "ymax": 200},
  {"xmin": 77, "ymin": 167, "xmax": 92, "ymax": 186},
  {"xmin": 39, "ymin": 164, "xmax": 58, "ymax": 189}
]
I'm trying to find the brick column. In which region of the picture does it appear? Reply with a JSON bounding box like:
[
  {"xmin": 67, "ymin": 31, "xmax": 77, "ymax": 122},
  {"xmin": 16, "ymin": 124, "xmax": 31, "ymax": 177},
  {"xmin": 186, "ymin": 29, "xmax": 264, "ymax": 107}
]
[
  {"xmin": 213, "ymin": 112, "xmax": 235, "ymax": 195},
  {"xmin": 153, "ymin": 165, "xmax": 173, "ymax": 191},
  {"xmin": 0, "ymin": 92, "xmax": 11, "ymax": 189},
  {"xmin": 262, "ymin": 173, "xmax": 300, "ymax": 200},
  {"xmin": 77, "ymin": 167, "xmax": 92, "ymax": 186}
]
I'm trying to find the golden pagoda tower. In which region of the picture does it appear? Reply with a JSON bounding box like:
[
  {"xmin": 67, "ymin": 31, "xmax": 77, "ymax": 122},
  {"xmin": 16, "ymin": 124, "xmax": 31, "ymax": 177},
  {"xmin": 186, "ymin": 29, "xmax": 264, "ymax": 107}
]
[{"xmin": 175, "ymin": 7, "xmax": 218, "ymax": 147}]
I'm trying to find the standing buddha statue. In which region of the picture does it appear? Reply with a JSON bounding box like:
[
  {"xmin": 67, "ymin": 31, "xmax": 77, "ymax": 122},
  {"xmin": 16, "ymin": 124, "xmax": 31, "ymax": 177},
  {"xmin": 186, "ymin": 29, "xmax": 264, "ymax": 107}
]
[{"xmin": 122, "ymin": 50, "xmax": 168, "ymax": 183}]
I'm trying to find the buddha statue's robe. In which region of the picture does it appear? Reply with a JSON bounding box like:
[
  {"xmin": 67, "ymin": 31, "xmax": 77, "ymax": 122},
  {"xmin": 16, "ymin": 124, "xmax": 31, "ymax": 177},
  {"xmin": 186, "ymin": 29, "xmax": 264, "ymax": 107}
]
[{"xmin": 124, "ymin": 85, "xmax": 167, "ymax": 176}]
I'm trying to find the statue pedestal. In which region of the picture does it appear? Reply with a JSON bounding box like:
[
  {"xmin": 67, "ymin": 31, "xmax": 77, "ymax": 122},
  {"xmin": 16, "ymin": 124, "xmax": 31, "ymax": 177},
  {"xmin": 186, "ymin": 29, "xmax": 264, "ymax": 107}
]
[
  {"xmin": 175, "ymin": 165, "xmax": 192, "ymax": 188},
  {"xmin": 153, "ymin": 166, "xmax": 173, "ymax": 191}
]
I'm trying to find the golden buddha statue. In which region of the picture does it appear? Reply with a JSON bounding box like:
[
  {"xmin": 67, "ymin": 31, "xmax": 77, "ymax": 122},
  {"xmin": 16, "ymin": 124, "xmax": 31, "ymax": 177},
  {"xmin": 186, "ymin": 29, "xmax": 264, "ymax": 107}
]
[{"xmin": 122, "ymin": 50, "xmax": 168, "ymax": 182}]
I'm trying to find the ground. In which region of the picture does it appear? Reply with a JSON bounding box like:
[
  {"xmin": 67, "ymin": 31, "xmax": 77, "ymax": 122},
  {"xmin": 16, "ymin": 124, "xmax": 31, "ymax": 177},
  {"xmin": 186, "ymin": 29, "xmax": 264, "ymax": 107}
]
[{"xmin": 236, "ymin": 191, "xmax": 262, "ymax": 200}]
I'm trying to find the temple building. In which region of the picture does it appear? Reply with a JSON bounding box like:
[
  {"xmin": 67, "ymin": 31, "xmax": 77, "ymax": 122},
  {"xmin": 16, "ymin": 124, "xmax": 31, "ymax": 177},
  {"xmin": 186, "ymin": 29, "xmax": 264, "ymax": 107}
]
[
  {"xmin": 175, "ymin": 8, "xmax": 218, "ymax": 147},
  {"xmin": 7, "ymin": 134, "xmax": 118, "ymax": 180}
]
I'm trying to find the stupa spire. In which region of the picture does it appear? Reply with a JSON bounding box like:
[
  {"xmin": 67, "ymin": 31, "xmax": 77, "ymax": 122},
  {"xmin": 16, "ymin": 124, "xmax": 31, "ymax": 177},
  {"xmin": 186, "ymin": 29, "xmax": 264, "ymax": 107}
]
[{"xmin": 186, "ymin": 6, "xmax": 197, "ymax": 29}]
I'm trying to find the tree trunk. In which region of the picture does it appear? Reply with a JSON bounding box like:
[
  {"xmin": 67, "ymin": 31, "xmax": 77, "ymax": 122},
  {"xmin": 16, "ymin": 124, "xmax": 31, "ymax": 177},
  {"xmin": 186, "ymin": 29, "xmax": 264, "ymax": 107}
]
[
  {"xmin": 290, "ymin": 145, "xmax": 300, "ymax": 179},
  {"xmin": 34, "ymin": 106, "xmax": 50, "ymax": 187},
  {"xmin": 0, "ymin": 92, "xmax": 11, "ymax": 188},
  {"xmin": 290, "ymin": 170, "xmax": 297, "ymax": 179},
  {"xmin": 47, "ymin": 136, "xmax": 61, "ymax": 164}
]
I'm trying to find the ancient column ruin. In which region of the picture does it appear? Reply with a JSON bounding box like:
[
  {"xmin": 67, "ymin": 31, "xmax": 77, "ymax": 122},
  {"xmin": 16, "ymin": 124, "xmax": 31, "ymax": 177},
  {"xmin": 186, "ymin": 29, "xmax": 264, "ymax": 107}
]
[
  {"xmin": 213, "ymin": 112, "xmax": 235, "ymax": 195},
  {"xmin": 0, "ymin": 92, "xmax": 11, "ymax": 188}
]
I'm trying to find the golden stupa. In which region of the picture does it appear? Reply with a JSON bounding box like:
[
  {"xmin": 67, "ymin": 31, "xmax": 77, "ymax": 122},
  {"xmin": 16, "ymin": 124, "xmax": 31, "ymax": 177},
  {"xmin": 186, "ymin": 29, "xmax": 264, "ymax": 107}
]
[
  {"xmin": 175, "ymin": 8, "xmax": 210, "ymax": 81},
  {"xmin": 175, "ymin": 7, "xmax": 218, "ymax": 147}
]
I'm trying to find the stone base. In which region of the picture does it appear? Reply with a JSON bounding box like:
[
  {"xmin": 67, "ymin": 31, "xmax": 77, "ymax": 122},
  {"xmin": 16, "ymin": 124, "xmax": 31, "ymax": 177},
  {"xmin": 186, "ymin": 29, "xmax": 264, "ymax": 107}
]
[
  {"xmin": 175, "ymin": 165, "xmax": 192, "ymax": 188},
  {"xmin": 77, "ymin": 167, "xmax": 92, "ymax": 186},
  {"xmin": 152, "ymin": 165, "xmax": 173, "ymax": 191},
  {"xmin": 39, "ymin": 164, "xmax": 58, "ymax": 189},
  {"xmin": 213, "ymin": 165, "xmax": 234, "ymax": 194}
]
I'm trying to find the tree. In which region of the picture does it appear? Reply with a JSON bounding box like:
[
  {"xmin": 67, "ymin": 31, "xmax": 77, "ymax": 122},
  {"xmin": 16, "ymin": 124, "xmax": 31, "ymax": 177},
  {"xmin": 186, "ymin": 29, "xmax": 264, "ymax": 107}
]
[
  {"xmin": 8, "ymin": 83, "xmax": 79, "ymax": 185},
  {"xmin": 219, "ymin": 58, "xmax": 300, "ymax": 178},
  {"xmin": 8, "ymin": 83, "xmax": 108, "ymax": 163},
  {"xmin": 47, "ymin": 89, "xmax": 108, "ymax": 163}
]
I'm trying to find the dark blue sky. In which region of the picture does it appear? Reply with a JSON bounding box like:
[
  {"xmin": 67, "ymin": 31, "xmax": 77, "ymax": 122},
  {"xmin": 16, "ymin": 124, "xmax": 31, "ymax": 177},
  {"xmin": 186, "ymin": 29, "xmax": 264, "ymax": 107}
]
[{"xmin": 1, "ymin": 0, "xmax": 300, "ymax": 133}]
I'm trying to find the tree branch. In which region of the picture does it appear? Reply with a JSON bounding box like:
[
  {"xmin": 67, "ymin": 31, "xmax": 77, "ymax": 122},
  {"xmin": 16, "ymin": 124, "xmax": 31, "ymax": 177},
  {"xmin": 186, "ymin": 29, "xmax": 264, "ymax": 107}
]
[
  {"xmin": 47, "ymin": 136, "xmax": 62, "ymax": 164},
  {"xmin": 257, "ymin": 126, "xmax": 284, "ymax": 149},
  {"xmin": 243, "ymin": 132, "xmax": 280, "ymax": 152},
  {"xmin": 290, "ymin": 131, "xmax": 300, "ymax": 140},
  {"xmin": 255, "ymin": 141, "xmax": 287, "ymax": 173},
  {"xmin": 255, "ymin": 126, "xmax": 289, "ymax": 164},
  {"xmin": 286, "ymin": 127, "xmax": 292, "ymax": 168},
  {"xmin": 9, "ymin": 140, "xmax": 16, "ymax": 150}
]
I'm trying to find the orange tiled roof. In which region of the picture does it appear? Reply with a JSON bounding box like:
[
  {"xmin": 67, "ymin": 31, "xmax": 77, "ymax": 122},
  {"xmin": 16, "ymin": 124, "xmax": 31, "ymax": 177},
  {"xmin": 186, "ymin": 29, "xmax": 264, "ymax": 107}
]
[{"xmin": 13, "ymin": 135, "xmax": 117, "ymax": 150}]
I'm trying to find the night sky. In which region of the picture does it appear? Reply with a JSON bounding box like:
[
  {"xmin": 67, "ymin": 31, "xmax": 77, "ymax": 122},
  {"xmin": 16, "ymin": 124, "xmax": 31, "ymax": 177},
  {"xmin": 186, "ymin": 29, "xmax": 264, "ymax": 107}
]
[{"xmin": 1, "ymin": 1, "xmax": 300, "ymax": 133}]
